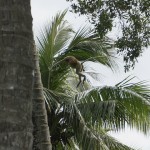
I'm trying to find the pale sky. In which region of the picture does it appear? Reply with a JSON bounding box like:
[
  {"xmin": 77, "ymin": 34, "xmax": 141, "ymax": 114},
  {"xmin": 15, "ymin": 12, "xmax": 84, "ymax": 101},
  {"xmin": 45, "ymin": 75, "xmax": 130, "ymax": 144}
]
[{"xmin": 31, "ymin": 0, "xmax": 150, "ymax": 149}]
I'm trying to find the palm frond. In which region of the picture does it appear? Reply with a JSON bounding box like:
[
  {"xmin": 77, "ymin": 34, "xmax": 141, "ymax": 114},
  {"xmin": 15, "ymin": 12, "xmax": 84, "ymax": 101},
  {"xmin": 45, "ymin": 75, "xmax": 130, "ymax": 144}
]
[
  {"xmin": 116, "ymin": 76, "xmax": 150, "ymax": 100},
  {"xmin": 75, "ymin": 80, "xmax": 150, "ymax": 133},
  {"xmin": 44, "ymin": 88, "xmax": 134, "ymax": 150},
  {"xmin": 60, "ymin": 26, "xmax": 119, "ymax": 70},
  {"xmin": 71, "ymin": 103, "xmax": 133, "ymax": 150},
  {"xmin": 68, "ymin": 26, "xmax": 94, "ymax": 49},
  {"xmin": 38, "ymin": 10, "xmax": 73, "ymax": 61},
  {"xmin": 37, "ymin": 10, "xmax": 74, "ymax": 90}
]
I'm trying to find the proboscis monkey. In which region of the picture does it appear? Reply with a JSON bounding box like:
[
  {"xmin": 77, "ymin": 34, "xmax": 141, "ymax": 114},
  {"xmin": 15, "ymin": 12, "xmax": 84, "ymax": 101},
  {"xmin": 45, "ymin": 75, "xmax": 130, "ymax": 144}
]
[{"xmin": 64, "ymin": 56, "xmax": 86, "ymax": 87}]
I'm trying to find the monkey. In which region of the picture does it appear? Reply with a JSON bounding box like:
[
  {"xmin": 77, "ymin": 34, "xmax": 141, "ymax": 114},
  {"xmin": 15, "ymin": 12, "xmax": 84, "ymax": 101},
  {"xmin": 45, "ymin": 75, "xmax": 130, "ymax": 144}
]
[{"xmin": 64, "ymin": 56, "xmax": 86, "ymax": 87}]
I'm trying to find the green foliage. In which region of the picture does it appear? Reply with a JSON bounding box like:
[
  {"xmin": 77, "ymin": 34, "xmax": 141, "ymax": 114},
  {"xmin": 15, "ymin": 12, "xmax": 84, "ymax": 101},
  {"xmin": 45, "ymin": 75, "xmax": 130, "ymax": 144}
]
[
  {"xmin": 37, "ymin": 11, "xmax": 150, "ymax": 150},
  {"xmin": 37, "ymin": 10, "xmax": 72, "ymax": 91},
  {"xmin": 76, "ymin": 76, "xmax": 150, "ymax": 133},
  {"xmin": 66, "ymin": 0, "xmax": 150, "ymax": 71}
]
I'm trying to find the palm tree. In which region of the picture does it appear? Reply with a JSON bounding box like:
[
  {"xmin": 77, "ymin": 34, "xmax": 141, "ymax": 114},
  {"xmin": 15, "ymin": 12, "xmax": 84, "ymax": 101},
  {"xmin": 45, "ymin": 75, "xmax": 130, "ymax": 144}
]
[
  {"xmin": 37, "ymin": 10, "xmax": 150, "ymax": 150},
  {"xmin": 0, "ymin": 0, "xmax": 34, "ymax": 149}
]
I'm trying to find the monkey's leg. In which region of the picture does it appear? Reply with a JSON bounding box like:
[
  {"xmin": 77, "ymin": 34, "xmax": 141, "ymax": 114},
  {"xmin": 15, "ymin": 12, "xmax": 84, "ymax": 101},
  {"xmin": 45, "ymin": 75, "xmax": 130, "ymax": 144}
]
[
  {"xmin": 81, "ymin": 63, "xmax": 85, "ymax": 71},
  {"xmin": 76, "ymin": 72, "xmax": 86, "ymax": 87},
  {"xmin": 82, "ymin": 74, "xmax": 86, "ymax": 84}
]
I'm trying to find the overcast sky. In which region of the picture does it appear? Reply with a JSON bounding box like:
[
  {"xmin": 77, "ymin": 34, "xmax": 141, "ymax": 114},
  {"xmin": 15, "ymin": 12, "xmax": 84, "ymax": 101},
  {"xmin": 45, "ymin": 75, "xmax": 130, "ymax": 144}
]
[{"xmin": 31, "ymin": 0, "xmax": 150, "ymax": 149}]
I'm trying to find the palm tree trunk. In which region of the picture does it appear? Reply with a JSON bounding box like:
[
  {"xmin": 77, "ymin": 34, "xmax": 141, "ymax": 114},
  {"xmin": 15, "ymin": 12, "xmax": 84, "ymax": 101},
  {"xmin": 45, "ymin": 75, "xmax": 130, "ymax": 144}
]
[
  {"xmin": 32, "ymin": 48, "xmax": 52, "ymax": 150},
  {"xmin": 0, "ymin": 0, "xmax": 34, "ymax": 149}
]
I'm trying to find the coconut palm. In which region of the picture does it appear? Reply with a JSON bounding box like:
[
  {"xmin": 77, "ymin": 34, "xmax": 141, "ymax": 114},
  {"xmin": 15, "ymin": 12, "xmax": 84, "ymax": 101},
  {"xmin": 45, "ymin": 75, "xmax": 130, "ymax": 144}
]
[
  {"xmin": 32, "ymin": 47, "xmax": 52, "ymax": 150},
  {"xmin": 37, "ymin": 10, "xmax": 150, "ymax": 150}
]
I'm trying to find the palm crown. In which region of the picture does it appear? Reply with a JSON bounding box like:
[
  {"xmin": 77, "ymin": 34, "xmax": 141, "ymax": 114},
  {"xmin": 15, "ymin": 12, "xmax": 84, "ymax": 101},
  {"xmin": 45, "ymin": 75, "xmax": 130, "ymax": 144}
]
[{"xmin": 37, "ymin": 10, "xmax": 150, "ymax": 150}]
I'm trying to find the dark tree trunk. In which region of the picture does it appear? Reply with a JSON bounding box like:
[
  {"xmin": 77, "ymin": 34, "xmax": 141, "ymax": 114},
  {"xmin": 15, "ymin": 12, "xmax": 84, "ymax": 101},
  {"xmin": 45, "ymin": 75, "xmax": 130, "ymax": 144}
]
[{"xmin": 0, "ymin": 0, "xmax": 34, "ymax": 149}]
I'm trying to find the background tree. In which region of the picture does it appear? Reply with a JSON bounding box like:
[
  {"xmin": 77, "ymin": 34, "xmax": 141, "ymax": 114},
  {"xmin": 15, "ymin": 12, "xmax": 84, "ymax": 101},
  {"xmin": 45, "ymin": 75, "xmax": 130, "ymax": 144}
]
[
  {"xmin": 32, "ymin": 46, "xmax": 52, "ymax": 150},
  {"xmin": 0, "ymin": 0, "xmax": 34, "ymax": 149},
  {"xmin": 66, "ymin": 0, "xmax": 150, "ymax": 71},
  {"xmin": 37, "ymin": 11, "xmax": 150, "ymax": 150}
]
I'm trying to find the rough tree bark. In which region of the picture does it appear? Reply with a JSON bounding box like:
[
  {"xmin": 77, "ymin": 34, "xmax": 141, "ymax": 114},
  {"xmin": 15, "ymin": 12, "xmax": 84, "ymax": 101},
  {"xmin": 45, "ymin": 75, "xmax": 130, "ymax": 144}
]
[
  {"xmin": 0, "ymin": 0, "xmax": 34, "ymax": 149},
  {"xmin": 32, "ymin": 47, "xmax": 52, "ymax": 150}
]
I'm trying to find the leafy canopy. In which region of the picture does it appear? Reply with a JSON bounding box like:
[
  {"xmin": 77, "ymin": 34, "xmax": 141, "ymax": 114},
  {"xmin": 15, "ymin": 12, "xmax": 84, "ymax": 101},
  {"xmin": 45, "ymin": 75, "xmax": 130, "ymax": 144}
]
[{"xmin": 66, "ymin": 0, "xmax": 150, "ymax": 71}]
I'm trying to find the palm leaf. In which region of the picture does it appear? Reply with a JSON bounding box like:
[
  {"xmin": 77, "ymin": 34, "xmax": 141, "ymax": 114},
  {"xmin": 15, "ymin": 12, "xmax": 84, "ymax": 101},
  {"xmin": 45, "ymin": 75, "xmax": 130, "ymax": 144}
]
[
  {"xmin": 116, "ymin": 76, "xmax": 150, "ymax": 100},
  {"xmin": 44, "ymin": 87, "xmax": 133, "ymax": 150},
  {"xmin": 75, "ymin": 78, "xmax": 150, "ymax": 133},
  {"xmin": 37, "ymin": 10, "xmax": 74, "ymax": 90},
  {"xmin": 61, "ymin": 26, "xmax": 119, "ymax": 70},
  {"xmin": 66, "ymin": 100, "xmax": 134, "ymax": 150}
]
